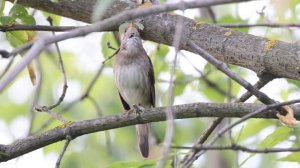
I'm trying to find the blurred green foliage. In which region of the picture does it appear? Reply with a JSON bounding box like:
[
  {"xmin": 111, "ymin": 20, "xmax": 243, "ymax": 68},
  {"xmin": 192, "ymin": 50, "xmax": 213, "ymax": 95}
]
[{"xmin": 1, "ymin": 1, "xmax": 300, "ymax": 168}]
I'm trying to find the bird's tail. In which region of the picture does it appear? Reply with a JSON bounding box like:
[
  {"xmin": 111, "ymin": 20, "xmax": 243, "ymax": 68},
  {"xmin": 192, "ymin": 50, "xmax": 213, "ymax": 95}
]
[{"xmin": 136, "ymin": 124, "xmax": 149, "ymax": 158}]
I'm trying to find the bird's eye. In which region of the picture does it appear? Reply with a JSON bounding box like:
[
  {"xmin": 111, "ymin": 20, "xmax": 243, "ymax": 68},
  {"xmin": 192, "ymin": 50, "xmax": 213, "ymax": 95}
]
[{"xmin": 124, "ymin": 28, "xmax": 127, "ymax": 33}]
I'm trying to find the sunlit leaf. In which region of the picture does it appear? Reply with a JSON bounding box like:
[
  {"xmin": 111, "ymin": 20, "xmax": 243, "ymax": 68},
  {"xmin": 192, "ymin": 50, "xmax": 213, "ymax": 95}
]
[
  {"xmin": 278, "ymin": 152, "xmax": 300, "ymax": 164},
  {"xmin": 0, "ymin": 0, "xmax": 6, "ymax": 16},
  {"xmin": 0, "ymin": 16, "xmax": 14, "ymax": 25},
  {"xmin": 240, "ymin": 126, "xmax": 293, "ymax": 166},
  {"xmin": 258, "ymin": 126, "xmax": 293, "ymax": 148},
  {"xmin": 9, "ymin": 4, "xmax": 28, "ymax": 18},
  {"xmin": 174, "ymin": 69, "xmax": 194, "ymax": 96},
  {"xmin": 19, "ymin": 15, "xmax": 36, "ymax": 25},
  {"xmin": 238, "ymin": 119, "xmax": 274, "ymax": 141},
  {"xmin": 157, "ymin": 44, "xmax": 169, "ymax": 58},
  {"xmin": 6, "ymin": 31, "xmax": 28, "ymax": 47},
  {"xmin": 287, "ymin": 79, "xmax": 300, "ymax": 88}
]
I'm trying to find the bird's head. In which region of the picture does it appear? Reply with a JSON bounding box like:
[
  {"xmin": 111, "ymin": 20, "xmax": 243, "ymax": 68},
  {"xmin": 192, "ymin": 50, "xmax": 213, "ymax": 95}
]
[{"xmin": 121, "ymin": 22, "xmax": 142, "ymax": 52}]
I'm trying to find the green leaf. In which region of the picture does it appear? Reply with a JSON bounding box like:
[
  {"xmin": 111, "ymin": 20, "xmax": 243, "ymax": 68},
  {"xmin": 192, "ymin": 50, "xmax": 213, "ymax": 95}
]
[
  {"xmin": 174, "ymin": 70, "xmax": 194, "ymax": 96},
  {"xmin": 9, "ymin": 4, "xmax": 28, "ymax": 19},
  {"xmin": 0, "ymin": 102, "xmax": 27, "ymax": 122},
  {"xmin": 157, "ymin": 44, "xmax": 169, "ymax": 58},
  {"xmin": 0, "ymin": 16, "xmax": 14, "ymax": 25},
  {"xmin": 238, "ymin": 119, "xmax": 274, "ymax": 141},
  {"xmin": 240, "ymin": 126, "xmax": 293, "ymax": 166},
  {"xmin": 19, "ymin": 15, "xmax": 36, "ymax": 25},
  {"xmin": 105, "ymin": 160, "xmax": 156, "ymax": 168},
  {"xmin": 258, "ymin": 126, "xmax": 293, "ymax": 148},
  {"xmin": 6, "ymin": 31, "xmax": 29, "ymax": 47},
  {"xmin": 287, "ymin": 79, "xmax": 300, "ymax": 88},
  {"xmin": 0, "ymin": 0, "xmax": 5, "ymax": 16},
  {"xmin": 278, "ymin": 152, "xmax": 300, "ymax": 164}
]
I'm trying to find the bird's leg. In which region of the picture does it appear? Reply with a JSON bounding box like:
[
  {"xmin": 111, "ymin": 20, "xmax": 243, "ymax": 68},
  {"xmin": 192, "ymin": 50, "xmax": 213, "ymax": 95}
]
[
  {"xmin": 123, "ymin": 109, "xmax": 134, "ymax": 118},
  {"xmin": 123, "ymin": 104, "xmax": 145, "ymax": 118},
  {"xmin": 133, "ymin": 104, "xmax": 145, "ymax": 116}
]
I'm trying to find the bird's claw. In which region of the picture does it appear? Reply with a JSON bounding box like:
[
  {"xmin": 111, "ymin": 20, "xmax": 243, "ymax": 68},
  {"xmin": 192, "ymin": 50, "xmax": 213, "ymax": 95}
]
[
  {"xmin": 123, "ymin": 104, "xmax": 145, "ymax": 118},
  {"xmin": 133, "ymin": 104, "xmax": 144, "ymax": 115},
  {"xmin": 123, "ymin": 109, "xmax": 134, "ymax": 118}
]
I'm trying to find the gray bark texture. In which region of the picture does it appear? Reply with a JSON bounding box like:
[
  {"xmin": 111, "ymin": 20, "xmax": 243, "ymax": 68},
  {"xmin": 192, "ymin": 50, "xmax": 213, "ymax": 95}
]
[
  {"xmin": 0, "ymin": 102, "xmax": 300, "ymax": 162},
  {"xmin": 5, "ymin": 0, "xmax": 300, "ymax": 80}
]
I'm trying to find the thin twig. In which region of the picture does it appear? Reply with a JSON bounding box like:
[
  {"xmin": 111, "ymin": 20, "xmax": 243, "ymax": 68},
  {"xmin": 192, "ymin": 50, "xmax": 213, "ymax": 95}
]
[
  {"xmin": 0, "ymin": 41, "xmax": 34, "ymax": 59},
  {"xmin": 106, "ymin": 42, "xmax": 118, "ymax": 50},
  {"xmin": 45, "ymin": 17, "xmax": 68, "ymax": 110},
  {"xmin": 173, "ymin": 144, "xmax": 300, "ymax": 153},
  {"xmin": 0, "ymin": 24, "xmax": 78, "ymax": 32},
  {"xmin": 220, "ymin": 23, "xmax": 300, "ymax": 28},
  {"xmin": 55, "ymin": 129, "xmax": 72, "ymax": 168},
  {"xmin": 102, "ymin": 48, "xmax": 119, "ymax": 64}
]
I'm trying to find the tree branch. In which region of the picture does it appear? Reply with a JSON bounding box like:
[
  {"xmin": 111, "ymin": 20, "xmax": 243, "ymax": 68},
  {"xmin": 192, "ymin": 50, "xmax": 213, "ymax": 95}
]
[
  {"xmin": 0, "ymin": 0, "xmax": 260, "ymax": 92},
  {"xmin": 5, "ymin": 0, "xmax": 300, "ymax": 81},
  {"xmin": 0, "ymin": 102, "xmax": 300, "ymax": 162}
]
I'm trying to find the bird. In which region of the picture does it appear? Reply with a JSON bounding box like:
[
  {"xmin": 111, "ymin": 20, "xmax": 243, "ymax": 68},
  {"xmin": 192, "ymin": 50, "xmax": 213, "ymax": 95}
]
[{"xmin": 113, "ymin": 22, "xmax": 155, "ymax": 158}]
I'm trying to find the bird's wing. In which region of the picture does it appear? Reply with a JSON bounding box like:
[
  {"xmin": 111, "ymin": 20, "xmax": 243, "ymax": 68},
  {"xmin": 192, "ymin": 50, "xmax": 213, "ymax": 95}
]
[
  {"xmin": 118, "ymin": 92, "xmax": 130, "ymax": 110},
  {"xmin": 146, "ymin": 55, "xmax": 155, "ymax": 107}
]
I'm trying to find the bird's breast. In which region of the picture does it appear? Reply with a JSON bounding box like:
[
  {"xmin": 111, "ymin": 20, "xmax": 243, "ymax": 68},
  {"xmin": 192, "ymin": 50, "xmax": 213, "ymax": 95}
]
[{"xmin": 116, "ymin": 63, "xmax": 149, "ymax": 106}]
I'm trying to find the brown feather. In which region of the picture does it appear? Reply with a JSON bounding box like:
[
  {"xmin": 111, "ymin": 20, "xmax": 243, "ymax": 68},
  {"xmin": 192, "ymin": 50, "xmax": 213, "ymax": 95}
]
[{"xmin": 113, "ymin": 23, "xmax": 155, "ymax": 158}]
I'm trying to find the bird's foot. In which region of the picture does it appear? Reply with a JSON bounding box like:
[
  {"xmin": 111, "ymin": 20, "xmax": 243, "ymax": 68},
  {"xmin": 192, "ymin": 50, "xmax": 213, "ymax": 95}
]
[
  {"xmin": 133, "ymin": 104, "xmax": 145, "ymax": 116},
  {"xmin": 123, "ymin": 109, "xmax": 134, "ymax": 118},
  {"xmin": 123, "ymin": 104, "xmax": 145, "ymax": 118},
  {"xmin": 276, "ymin": 105, "xmax": 297, "ymax": 127}
]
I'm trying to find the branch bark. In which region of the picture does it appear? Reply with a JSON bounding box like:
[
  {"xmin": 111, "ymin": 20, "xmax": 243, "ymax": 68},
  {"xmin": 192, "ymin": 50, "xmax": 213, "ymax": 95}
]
[
  {"xmin": 0, "ymin": 102, "xmax": 300, "ymax": 162},
  {"xmin": 5, "ymin": 0, "xmax": 300, "ymax": 80}
]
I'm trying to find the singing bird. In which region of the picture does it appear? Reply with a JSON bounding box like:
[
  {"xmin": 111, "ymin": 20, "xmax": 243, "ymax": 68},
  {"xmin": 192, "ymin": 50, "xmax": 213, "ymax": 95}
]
[{"xmin": 113, "ymin": 22, "xmax": 155, "ymax": 158}]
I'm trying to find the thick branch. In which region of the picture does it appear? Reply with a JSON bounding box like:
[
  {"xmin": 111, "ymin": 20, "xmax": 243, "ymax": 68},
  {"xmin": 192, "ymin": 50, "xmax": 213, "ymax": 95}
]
[
  {"xmin": 0, "ymin": 102, "xmax": 300, "ymax": 162},
  {"xmin": 5, "ymin": 0, "xmax": 300, "ymax": 80}
]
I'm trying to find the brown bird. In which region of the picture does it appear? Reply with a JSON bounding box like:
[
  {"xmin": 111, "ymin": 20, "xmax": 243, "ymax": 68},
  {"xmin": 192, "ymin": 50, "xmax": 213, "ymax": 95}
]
[{"xmin": 113, "ymin": 22, "xmax": 155, "ymax": 158}]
